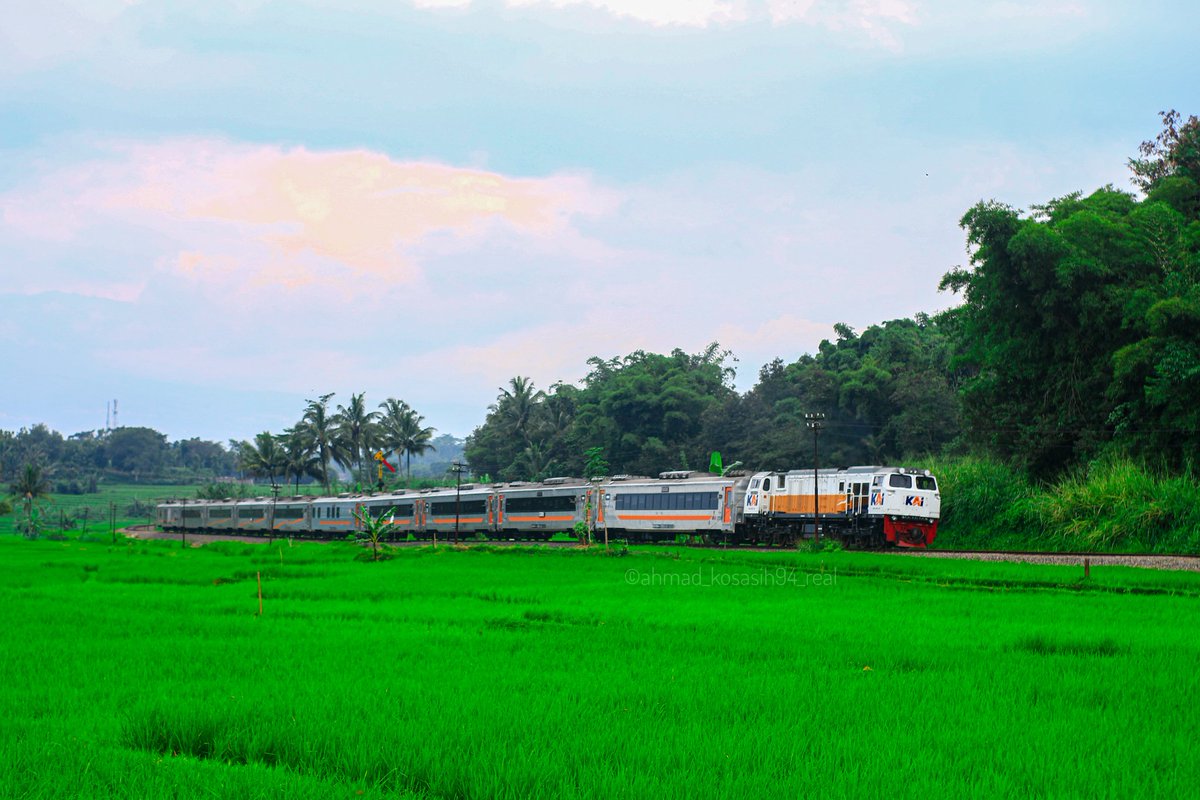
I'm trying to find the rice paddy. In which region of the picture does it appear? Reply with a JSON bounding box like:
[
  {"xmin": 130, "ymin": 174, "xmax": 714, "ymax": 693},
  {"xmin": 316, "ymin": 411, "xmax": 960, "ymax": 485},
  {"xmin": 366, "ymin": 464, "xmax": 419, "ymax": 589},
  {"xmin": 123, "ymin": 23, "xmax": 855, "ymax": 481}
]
[{"xmin": 1, "ymin": 537, "xmax": 1197, "ymax": 798}]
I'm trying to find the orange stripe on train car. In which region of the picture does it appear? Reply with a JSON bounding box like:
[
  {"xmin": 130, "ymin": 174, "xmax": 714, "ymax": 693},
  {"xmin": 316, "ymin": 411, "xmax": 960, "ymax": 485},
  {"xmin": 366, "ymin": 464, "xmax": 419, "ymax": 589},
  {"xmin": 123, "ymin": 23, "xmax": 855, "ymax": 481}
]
[
  {"xmin": 429, "ymin": 517, "xmax": 485, "ymax": 524},
  {"xmin": 505, "ymin": 515, "xmax": 575, "ymax": 522},
  {"xmin": 616, "ymin": 514, "xmax": 714, "ymax": 521}
]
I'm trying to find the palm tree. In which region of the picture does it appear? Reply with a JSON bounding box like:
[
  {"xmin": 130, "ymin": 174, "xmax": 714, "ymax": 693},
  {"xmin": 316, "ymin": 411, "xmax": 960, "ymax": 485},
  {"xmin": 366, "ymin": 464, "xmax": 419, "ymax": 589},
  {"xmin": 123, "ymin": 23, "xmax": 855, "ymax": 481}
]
[
  {"xmin": 10, "ymin": 462, "xmax": 51, "ymax": 534},
  {"xmin": 298, "ymin": 394, "xmax": 340, "ymax": 493},
  {"xmin": 238, "ymin": 432, "xmax": 286, "ymax": 486},
  {"xmin": 280, "ymin": 428, "xmax": 322, "ymax": 494},
  {"xmin": 334, "ymin": 392, "xmax": 379, "ymax": 488},
  {"xmin": 496, "ymin": 376, "xmax": 545, "ymax": 445},
  {"xmin": 378, "ymin": 398, "xmax": 437, "ymax": 480}
]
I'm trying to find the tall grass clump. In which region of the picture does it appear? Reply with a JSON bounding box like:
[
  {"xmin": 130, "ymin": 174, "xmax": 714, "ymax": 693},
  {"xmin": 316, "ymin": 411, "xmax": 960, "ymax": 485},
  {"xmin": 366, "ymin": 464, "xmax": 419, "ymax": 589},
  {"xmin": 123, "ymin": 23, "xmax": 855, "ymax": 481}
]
[
  {"xmin": 918, "ymin": 455, "xmax": 1041, "ymax": 549},
  {"xmin": 921, "ymin": 455, "xmax": 1200, "ymax": 553},
  {"xmin": 1032, "ymin": 458, "xmax": 1200, "ymax": 553}
]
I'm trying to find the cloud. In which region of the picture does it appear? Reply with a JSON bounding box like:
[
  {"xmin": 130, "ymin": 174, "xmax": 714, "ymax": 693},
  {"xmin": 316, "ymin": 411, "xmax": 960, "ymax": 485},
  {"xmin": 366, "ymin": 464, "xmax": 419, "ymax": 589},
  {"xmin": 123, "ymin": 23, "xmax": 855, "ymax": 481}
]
[
  {"xmin": 409, "ymin": 0, "xmax": 919, "ymax": 41},
  {"xmin": 506, "ymin": 0, "xmax": 749, "ymax": 27},
  {"xmin": 1, "ymin": 139, "xmax": 607, "ymax": 297}
]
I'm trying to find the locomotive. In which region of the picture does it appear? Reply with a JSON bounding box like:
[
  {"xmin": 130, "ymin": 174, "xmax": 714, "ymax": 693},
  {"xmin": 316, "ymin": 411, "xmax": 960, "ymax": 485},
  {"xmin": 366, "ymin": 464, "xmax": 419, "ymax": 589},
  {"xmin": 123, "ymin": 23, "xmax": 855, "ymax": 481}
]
[{"xmin": 157, "ymin": 465, "xmax": 940, "ymax": 548}]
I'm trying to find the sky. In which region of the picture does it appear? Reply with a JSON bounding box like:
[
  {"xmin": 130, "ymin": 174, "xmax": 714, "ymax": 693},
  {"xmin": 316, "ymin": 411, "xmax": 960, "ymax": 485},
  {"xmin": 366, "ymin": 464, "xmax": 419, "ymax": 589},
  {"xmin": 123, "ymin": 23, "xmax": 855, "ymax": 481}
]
[{"xmin": 1, "ymin": 0, "xmax": 1197, "ymax": 444}]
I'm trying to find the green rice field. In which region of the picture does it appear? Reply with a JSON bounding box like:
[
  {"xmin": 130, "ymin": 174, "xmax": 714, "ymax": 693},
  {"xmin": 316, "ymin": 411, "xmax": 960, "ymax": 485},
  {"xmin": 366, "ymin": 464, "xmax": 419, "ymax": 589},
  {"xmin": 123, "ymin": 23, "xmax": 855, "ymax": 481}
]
[
  {"xmin": 0, "ymin": 483, "xmax": 197, "ymax": 538},
  {"xmin": 1, "ymin": 537, "xmax": 1197, "ymax": 798}
]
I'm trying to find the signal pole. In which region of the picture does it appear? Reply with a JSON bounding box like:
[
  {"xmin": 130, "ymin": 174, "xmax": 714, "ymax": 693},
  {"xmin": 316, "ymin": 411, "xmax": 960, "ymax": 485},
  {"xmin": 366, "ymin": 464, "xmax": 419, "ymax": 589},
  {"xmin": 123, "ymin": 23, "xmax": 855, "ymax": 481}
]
[{"xmin": 805, "ymin": 412, "xmax": 825, "ymax": 542}]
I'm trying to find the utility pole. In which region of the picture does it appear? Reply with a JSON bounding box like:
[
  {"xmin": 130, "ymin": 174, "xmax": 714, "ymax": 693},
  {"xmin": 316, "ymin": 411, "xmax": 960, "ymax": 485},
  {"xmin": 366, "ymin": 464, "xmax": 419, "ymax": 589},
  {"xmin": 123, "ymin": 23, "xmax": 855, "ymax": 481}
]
[
  {"xmin": 805, "ymin": 412, "xmax": 825, "ymax": 542},
  {"xmin": 269, "ymin": 482, "xmax": 281, "ymax": 544},
  {"xmin": 450, "ymin": 461, "xmax": 467, "ymax": 544}
]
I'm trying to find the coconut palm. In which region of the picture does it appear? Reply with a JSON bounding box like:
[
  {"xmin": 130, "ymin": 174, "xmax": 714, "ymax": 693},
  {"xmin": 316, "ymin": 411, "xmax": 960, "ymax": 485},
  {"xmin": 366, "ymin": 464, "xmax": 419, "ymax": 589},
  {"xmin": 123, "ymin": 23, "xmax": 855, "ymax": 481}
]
[
  {"xmin": 333, "ymin": 392, "xmax": 379, "ymax": 488},
  {"xmin": 496, "ymin": 376, "xmax": 545, "ymax": 445},
  {"xmin": 280, "ymin": 428, "xmax": 322, "ymax": 494},
  {"xmin": 297, "ymin": 393, "xmax": 340, "ymax": 493},
  {"xmin": 378, "ymin": 398, "xmax": 437, "ymax": 480},
  {"xmin": 238, "ymin": 432, "xmax": 286, "ymax": 486}
]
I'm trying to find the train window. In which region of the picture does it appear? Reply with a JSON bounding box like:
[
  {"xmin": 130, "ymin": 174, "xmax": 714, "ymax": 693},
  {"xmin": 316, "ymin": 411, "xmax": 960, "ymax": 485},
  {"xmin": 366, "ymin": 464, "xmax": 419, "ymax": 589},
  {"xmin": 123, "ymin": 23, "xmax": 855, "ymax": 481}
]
[
  {"xmin": 750, "ymin": 478, "xmax": 761, "ymax": 489},
  {"xmin": 916, "ymin": 476, "xmax": 937, "ymax": 491},
  {"xmin": 888, "ymin": 474, "xmax": 912, "ymax": 489},
  {"xmin": 762, "ymin": 478, "xmax": 771, "ymax": 492},
  {"xmin": 507, "ymin": 495, "xmax": 576, "ymax": 512},
  {"xmin": 430, "ymin": 500, "xmax": 487, "ymax": 515}
]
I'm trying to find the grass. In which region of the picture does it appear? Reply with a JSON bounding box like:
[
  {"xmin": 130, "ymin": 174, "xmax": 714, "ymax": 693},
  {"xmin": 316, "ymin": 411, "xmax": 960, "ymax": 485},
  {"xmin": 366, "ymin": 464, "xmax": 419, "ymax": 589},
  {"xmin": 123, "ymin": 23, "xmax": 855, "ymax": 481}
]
[
  {"xmin": 0, "ymin": 482, "xmax": 200, "ymax": 538},
  {"xmin": 1, "ymin": 536, "xmax": 1198, "ymax": 798},
  {"xmin": 920, "ymin": 455, "xmax": 1200, "ymax": 553}
]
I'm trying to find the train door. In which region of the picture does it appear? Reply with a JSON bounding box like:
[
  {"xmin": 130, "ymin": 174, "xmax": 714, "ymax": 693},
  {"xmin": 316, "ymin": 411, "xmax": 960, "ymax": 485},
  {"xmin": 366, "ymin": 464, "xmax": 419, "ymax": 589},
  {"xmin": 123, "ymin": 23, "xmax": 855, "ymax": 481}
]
[{"xmin": 849, "ymin": 481, "xmax": 869, "ymax": 515}]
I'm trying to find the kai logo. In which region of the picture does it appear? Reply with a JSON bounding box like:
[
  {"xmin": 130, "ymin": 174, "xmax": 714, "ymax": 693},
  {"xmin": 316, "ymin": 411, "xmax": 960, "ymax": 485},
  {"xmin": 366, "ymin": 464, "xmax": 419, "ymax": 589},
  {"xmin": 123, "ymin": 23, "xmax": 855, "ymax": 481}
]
[
  {"xmin": 871, "ymin": 491, "xmax": 884, "ymax": 506},
  {"xmin": 905, "ymin": 495, "xmax": 924, "ymax": 507},
  {"xmin": 748, "ymin": 492, "xmax": 759, "ymax": 506}
]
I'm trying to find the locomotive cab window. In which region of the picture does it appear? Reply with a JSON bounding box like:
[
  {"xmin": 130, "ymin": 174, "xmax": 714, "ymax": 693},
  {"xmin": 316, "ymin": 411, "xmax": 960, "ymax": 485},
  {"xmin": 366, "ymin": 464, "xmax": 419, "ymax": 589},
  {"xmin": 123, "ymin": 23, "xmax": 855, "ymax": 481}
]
[
  {"xmin": 916, "ymin": 476, "xmax": 937, "ymax": 491},
  {"xmin": 762, "ymin": 478, "xmax": 771, "ymax": 492},
  {"xmin": 888, "ymin": 474, "xmax": 912, "ymax": 489}
]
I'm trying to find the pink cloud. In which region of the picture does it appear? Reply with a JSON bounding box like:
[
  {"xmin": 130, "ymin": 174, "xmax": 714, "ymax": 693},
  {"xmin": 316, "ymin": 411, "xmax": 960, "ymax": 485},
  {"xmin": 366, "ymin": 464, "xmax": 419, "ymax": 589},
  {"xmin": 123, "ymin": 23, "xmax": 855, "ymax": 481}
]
[{"xmin": 2, "ymin": 138, "xmax": 607, "ymax": 296}]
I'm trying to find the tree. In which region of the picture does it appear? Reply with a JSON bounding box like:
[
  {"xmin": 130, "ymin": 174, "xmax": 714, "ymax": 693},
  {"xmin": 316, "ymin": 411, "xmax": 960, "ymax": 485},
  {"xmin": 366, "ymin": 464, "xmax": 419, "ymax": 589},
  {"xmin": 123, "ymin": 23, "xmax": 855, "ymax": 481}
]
[
  {"xmin": 1129, "ymin": 109, "xmax": 1200, "ymax": 193},
  {"xmin": 9, "ymin": 462, "xmax": 51, "ymax": 538},
  {"xmin": 104, "ymin": 427, "xmax": 169, "ymax": 475},
  {"xmin": 497, "ymin": 376, "xmax": 545, "ymax": 445},
  {"xmin": 333, "ymin": 392, "xmax": 379, "ymax": 488},
  {"xmin": 280, "ymin": 429, "xmax": 322, "ymax": 494},
  {"xmin": 297, "ymin": 394, "xmax": 339, "ymax": 493},
  {"xmin": 378, "ymin": 399, "xmax": 436, "ymax": 480},
  {"xmin": 939, "ymin": 146, "xmax": 1200, "ymax": 474},
  {"xmin": 238, "ymin": 432, "xmax": 286, "ymax": 485}
]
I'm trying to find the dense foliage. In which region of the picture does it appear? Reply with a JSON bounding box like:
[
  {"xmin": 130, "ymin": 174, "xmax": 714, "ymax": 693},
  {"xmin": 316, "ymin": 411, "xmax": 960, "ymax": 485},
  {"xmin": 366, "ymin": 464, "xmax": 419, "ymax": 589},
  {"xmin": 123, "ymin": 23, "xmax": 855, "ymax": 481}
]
[
  {"xmin": 465, "ymin": 322, "xmax": 960, "ymax": 480},
  {"xmin": 466, "ymin": 345, "xmax": 740, "ymax": 480},
  {"xmin": 0, "ymin": 424, "xmax": 237, "ymax": 491},
  {"xmin": 941, "ymin": 111, "xmax": 1200, "ymax": 476}
]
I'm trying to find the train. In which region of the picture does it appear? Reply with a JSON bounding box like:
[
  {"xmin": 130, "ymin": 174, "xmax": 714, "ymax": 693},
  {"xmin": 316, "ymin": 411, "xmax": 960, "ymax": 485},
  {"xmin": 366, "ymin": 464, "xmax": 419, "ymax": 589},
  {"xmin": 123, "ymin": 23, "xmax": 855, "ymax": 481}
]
[{"xmin": 157, "ymin": 465, "xmax": 941, "ymax": 548}]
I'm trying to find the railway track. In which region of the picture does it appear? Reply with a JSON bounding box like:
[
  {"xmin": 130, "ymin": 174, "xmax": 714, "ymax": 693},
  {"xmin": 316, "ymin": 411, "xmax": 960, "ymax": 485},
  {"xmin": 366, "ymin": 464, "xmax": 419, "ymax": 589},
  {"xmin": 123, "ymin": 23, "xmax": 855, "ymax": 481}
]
[
  {"xmin": 891, "ymin": 548, "xmax": 1200, "ymax": 572},
  {"xmin": 120, "ymin": 527, "xmax": 1200, "ymax": 570}
]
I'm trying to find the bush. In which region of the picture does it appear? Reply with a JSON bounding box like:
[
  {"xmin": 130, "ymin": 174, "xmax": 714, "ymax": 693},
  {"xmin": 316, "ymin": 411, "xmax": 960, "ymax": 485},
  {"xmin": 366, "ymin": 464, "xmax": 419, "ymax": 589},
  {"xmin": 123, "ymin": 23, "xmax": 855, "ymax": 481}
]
[{"xmin": 918, "ymin": 455, "xmax": 1200, "ymax": 553}]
